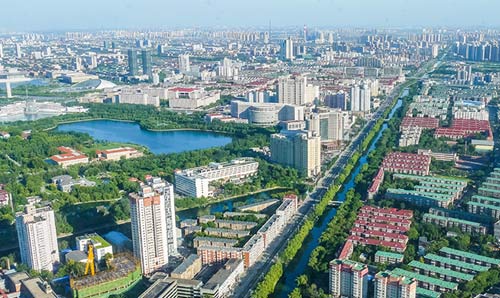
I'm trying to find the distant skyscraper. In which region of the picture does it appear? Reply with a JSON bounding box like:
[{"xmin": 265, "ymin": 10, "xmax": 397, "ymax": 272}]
[
  {"xmin": 270, "ymin": 130, "xmax": 321, "ymax": 177},
  {"xmin": 374, "ymin": 271, "xmax": 417, "ymax": 298},
  {"xmin": 74, "ymin": 56, "xmax": 82, "ymax": 71},
  {"xmin": 128, "ymin": 49, "xmax": 138, "ymax": 76},
  {"xmin": 0, "ymin": 43, "xmax": 3, "ymax": 58},
  {"xmin": 328, "ymin": 32, "xmax": 334, "ymax": 44},
  {"xmin": 142, "ymin": 49, "xmax": 152, "ymax": 78},
  {"xmin": 329, "ymin": 259, "xmax": 369, "ymax": 298},
  {"xmin": 360, "ymin": 83, "xmax": 371, "ymax": 112},
  {"xmin": 178, "ymin": 54, "xmax": 190, "ymax": 73},
  {"xmin": 263, "ymin": 32, "xmax": 270, "ymax": 44},
  {"xmin": 16, "ymin": 206, "xmax": 60, "ymax": 272},
  {"xmin": 280, "ymin": 37, "xmax": 294, "ymax": 61},
  {"xmin": 130, "ymin": 182, "xmax": 171, "ymax": 275},
  {"xmin": 350, "ymin": 84, "xmax": 360, "ymax": 111},
  {"xmin": 15, "ymin": 43, "xmax": 22, "ymax": 59},
  {"xmin": 89, "ymin": 53, "xmax": 97, "ymax": 69}
]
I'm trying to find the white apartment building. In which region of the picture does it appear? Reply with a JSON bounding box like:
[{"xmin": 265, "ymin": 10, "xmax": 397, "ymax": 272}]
[
  {"xmin": 175, "ymin": 158, "xmax": 259, "ymax": 198},
  {"xmin": 145, "ymin": 176, "xmax": 178, "ymax": 256},
  {"xmin": 178, "ymin": 54, "xmax": 191, "ymax": 73},
  {"xmin": 130, "ymin": 184, "xmax": 170, "ymax": 275},
  {"xmin": 16, "ymin": 206, "xmax": 60, "ymax": 272},
  {"xmin": 277, "ymin": 75, "xmax": 318, "ymax": 106},
  {"xmin": 76, "ymin": 233, "xmax": 113, "ymax": 263},
  {"xmin": 167, "ymin": 87, "xmax": 220, "ymax": 109},
  {"xmin": 329, "ymin": 259, "xmax": 369, "ymax": 298}
]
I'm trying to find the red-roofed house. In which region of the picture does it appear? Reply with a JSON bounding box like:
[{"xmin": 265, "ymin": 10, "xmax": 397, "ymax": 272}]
[
  {"xmin": 401, "ymin": 117, "xmax": 439, "ymax": 130},
  {"xmin": 50, "ymin": 147, "xmax": 88, "ymax": 168},
  {"xmin": 381, "ymin": 152, "xmax": 431, "ymax": 176},
  {"xmin": 367, "ymin": 168, "xmax": 385, "ymax": 200},
  {"xmin": 434, "ymin": 118, "xmax": 492, "ymax": 140}
]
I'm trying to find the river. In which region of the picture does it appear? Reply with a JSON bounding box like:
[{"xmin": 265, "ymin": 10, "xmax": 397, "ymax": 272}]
[
  {"xmin": 275, "ymin": 96, "xmax": 405, "ymax": 297},
  {"xmin": 56, "ymin": 119, "xmax": 232, "ymax": 154}
]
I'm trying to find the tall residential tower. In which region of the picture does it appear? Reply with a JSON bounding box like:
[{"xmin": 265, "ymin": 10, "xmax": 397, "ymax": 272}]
[{"xmin": 16, "ymin": 206, "xmax": 60, "ymax": 272}]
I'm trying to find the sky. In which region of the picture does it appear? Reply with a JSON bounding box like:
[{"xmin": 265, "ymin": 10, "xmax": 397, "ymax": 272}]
[{"xmin": 1, "ymin": 0, "xmax": 499, "ymax": 32}]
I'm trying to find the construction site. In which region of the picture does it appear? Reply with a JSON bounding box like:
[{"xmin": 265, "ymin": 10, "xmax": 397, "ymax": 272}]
[{"xmin": 71, "ymin": 253, "xmax": 142, "ymax": 298}]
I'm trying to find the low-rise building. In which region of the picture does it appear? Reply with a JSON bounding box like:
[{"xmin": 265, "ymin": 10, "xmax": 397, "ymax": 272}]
[
  {"xmin": 96, "ymin": 147, "xmax": 143, "ymax": 161},
  {"xmin": 242, "ymin": 234, "xmax": 265, "ymax": 268},
  {"xmin": 423, "ymin": 213, "xmax": 488, "ymax": 235},
  {"xmin": 196, "ymin": 246, "xmax": 243, "ymax": 265},
  {"xmin": 170, "ymin": 254, "xmax": 202, "ymax": 280},
  {"xmin": 381, "ymin": 152, "xmax": 431, "ymax": 176},
  {"xmin": 76, "ymin": 233, "xmax": 113, "ymax": 262},
  {"xmin": 193, "ymin": 237, "xmax": 238, "ymax": 248},
  {"xmin": 375, "ymin": 251, "xmax": 404, "ymax": 265},
  {"xmin": 204, "ymin": 227, "xmax": 250, "ymax": 238},
  {"xmin": 51, "ymin": 175, "xmax": 96, "ymax": 192},
  {"xmin": 201, "ymin": 259, "xmax": 244, "ymax": 298},
  {"xmin": 167, "ymin": 87, "xmax": 220, "ymax": 109},
  {"xmin": 174, "ymin": 158, "xmax": 259, "ymax": 198},
  {"xmin": 50, "ymin": 146, "xmax": 89, "ymax": 168}
]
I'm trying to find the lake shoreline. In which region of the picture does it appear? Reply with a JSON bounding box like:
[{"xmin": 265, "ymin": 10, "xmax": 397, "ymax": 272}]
[{"xmin": 44, "ymin": 117, "xmax": 234, "ymax": 135}]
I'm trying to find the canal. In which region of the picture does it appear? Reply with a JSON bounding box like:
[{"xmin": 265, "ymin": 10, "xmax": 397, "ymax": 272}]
[{"xmin": 275, "ymin": 96, "xmax": 404, "ymax": 297}]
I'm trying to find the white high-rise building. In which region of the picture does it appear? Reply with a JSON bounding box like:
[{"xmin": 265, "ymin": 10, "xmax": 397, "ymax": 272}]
[
  {"xmin": 328, "ymin": 32, "xmax": 334, "ymax": 44},
  {"xmin": 350, "ymin": 83, "xmax": 371, "ymax": 112},
  {"xmin": 130, "ymin": 183, "xmax": 170, "ymax": 275},
  {"xmin": 350, "ymin": 84, "xmax": 360, "ymax": 111},
  {"xmin": 16, "ymin": 206, "xmax": 60, "ymax": 272},
  {"xmin": 360, "ymin": 83, "xmax": 371, "ymax": 112},
  {"xmin": 217, "ymin": 58, "xmax": 239, "ymax": 79},
  {"xmin": 0, "ymin": 43, "xmax": 4, "ymax": 58},
  {"xmin": 145, "ymin": 176, "xmax": 178, "ymax": 257},
  {"xmin": 307, "ymin": 110, "xmax": 344, "ymax": 142},
  {"xmin": 280, "ymin": 37, "xmax": 294, "ymax": 60},
  {"xmin": 277, "ymin": 75, "xmax": 318, "ymax": 106},
  {"xmin": 178, "ymin": 54, "xmax": 190, "ymax": 73},
  {"xmin": 15, "ymin": 43, "xmax": 22, "ymax": 59}
]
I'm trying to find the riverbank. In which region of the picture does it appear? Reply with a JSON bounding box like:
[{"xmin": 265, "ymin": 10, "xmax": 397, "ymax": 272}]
[
  {"xmin": 251, "ymin": 80, "xmax": 414, "ymax": 298},
  {"xmin": 175, "ymin": 187, "xmax": 289, "ymax": 211}
]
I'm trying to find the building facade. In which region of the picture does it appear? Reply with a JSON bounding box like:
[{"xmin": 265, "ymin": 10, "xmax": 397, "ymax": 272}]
[
  {"xmin": 270, "ymin": 130, "xmax": 321, "ymax": 177},
  {"xmin": 16, "ymin": 206, "xmax": 60, "ymax": 272},
  {"xmin": 129, "ymin": 184, "xmax": 170, "ymax": 275}
]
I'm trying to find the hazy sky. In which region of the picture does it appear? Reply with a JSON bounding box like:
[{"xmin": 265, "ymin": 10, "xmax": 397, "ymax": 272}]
[{"xmin": 1, "ymin": 0, "xmax": 498, "ymax": 31}]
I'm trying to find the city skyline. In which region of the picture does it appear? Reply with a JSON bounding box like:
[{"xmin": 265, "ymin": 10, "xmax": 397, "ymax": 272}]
[{"xmin": 2, "ymin": 0, "xmax": 500, "ymax": 32}]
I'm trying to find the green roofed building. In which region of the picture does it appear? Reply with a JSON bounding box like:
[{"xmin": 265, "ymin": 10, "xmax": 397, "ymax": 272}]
[
  {"xmin": 439, "ymin": 247, "xmax": 500, "ymax": 268},
  {"xmin": 424, "ymin": 253, "xmax": 489, "ymax": 274},
  {"xmin": 391, "ymin": 268, "xmax": 458, "ymax": 293},
  {"xmin": 375, "ymin": 251, "xmax": 404, "ymax": 264},
  {"xmin": 422, "ymin": 213, "xmax": 488, "ymax": 235},
  {"xmin": 408, "ymin": 260, "xmax": 474, "ymax": 283},
  {"xmin": 416, "ymin": 287, "xmax": 441, "ymax": 298}
]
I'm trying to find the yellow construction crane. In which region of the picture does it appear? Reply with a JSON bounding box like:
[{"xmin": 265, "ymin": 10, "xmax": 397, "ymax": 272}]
[{"xmin": 84, "ymin": 242, "xmax": 95, "ymax": 276}]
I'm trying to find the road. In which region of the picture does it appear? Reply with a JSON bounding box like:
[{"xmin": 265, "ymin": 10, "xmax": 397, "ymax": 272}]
[{"xmin": 233, "ymin": 77, "xmax": 414, "ymax": 298}]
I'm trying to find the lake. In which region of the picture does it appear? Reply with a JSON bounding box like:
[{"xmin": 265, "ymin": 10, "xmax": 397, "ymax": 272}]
[{"xmin": 56, "ymin": 120, "xmax": 232, "ymax": 154}]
